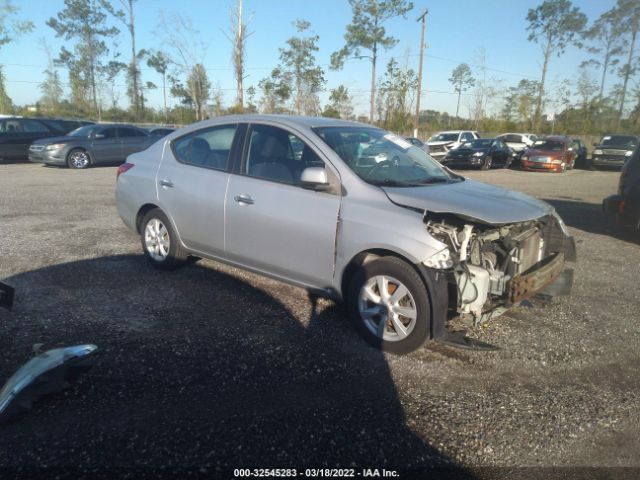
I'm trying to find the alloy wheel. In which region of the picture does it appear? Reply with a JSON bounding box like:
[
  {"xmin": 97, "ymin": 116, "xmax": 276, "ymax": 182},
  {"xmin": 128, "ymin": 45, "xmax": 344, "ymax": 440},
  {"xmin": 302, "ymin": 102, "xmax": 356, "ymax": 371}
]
[
  {"xmin": 144, "ymin": 218, "xmax": 170, "ymax": 261},
  {"xmin": 358, "ymin": 275, "xmax": 418, "ymax": 342},
  {"xmin": 69, "ymin": 151, "xmax": 90, "ymax": 169}
]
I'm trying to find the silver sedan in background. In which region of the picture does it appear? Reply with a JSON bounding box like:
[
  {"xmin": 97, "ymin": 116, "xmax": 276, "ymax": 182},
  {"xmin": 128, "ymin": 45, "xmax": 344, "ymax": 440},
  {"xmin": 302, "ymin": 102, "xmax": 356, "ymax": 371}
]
[
  {"xmin": 116, "ymin": 115, "xmax": 575, "ymax": 354},
  {"xmin": 29, "ymin": 124, "xmax": 155, "ymax": 169}
]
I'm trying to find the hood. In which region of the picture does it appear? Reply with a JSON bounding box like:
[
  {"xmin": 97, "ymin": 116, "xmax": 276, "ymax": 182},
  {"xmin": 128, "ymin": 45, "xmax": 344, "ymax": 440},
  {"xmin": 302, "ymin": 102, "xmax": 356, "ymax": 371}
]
[
  {"xmin": 382, "ymin": 178, "xmax": 553, "ymax": 225},
  {"xmin": 595, "ymin": 143, "xmax": 634, "ymax": 151},
  {"xmin": 427, "ymin": 140, "xmax": 455, "ymax": 147},
  {"xmin": 32, "ymin": 135, "xmax": 85, "ymax": 145},
  {"xmin": 525, "ymin": 149, "xmax": 564, "ymax": 158},
  {"xmin": 449, "ymin": 147, "xmax": 488, "ymax": 156}
]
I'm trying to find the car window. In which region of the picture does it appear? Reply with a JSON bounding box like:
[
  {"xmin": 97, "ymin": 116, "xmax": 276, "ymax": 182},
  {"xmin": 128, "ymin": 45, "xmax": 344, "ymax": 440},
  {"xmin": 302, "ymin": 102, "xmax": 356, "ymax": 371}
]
[
  {"xmin": 117, "ymin": 127, "xmax": 147, "ymax": 138},
  {"xmin": 245, "ymin": 124, "xmax": 324, "ymax": 185},
  {"xmin": 0, "ymin": 120, "xmax": 22, "ymax": 133},
  {"xmin": 21, "ymin": 119, "xmax": 50, "ymax": 133},
  {"xmin": 315, "ymin": 126, "xmax": 453, "ymax": 187},
  {"xmin": 533, "ymin": 140, "xmax": 565, "ymax": 151},
  {"xmin": 97, "ymin": 128, "xmax": 118, "ymax": 139},
  {"xmin": 430, "ymin": 133, "xmax": 458, "ymax": 142},
  {"xmin": 462, "ymin": 132, "xmax": 473, "ymax": 142},
  {"xmin": 173, "ymin": 124, "xmax": 237, "ymax": 171},
  {"xmin": 463, "ymin": 139, "xmax": 492, "ymax": 149}
]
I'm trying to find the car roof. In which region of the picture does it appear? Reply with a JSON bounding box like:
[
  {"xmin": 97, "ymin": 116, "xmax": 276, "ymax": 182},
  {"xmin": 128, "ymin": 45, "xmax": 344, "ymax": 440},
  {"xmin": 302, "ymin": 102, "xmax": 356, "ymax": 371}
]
[
  {"xmin": 543, "ymin": 135, "xmax": 570, "ymax": 141},
  {"xmin": 187, "ymin": 114, "xmax": 366, "ymax": 131}
]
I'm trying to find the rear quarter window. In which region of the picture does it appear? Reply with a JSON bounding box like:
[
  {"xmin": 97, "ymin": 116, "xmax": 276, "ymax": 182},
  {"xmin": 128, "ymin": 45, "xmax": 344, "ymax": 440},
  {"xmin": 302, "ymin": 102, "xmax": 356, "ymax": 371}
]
[{"xmin": 172, "ymin": 124, "xmax": 238, "ymax": 171}]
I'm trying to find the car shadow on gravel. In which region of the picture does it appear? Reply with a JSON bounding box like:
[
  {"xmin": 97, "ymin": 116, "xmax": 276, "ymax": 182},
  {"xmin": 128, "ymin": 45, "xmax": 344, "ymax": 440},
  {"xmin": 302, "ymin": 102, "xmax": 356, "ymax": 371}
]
[
  {"xmin": 543, "ymin": 198, "xmax": 639, "ymax": 245},
  {"xmin": 0, "ymin": 255, "xmax": 473, "ymax": 478}
]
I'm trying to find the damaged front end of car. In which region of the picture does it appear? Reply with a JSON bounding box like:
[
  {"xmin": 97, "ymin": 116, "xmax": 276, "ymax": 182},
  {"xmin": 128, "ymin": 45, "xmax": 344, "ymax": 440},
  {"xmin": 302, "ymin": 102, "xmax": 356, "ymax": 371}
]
[{"xmin": 422, "ymin": 209, "xmax": 576, "ymax": 344}]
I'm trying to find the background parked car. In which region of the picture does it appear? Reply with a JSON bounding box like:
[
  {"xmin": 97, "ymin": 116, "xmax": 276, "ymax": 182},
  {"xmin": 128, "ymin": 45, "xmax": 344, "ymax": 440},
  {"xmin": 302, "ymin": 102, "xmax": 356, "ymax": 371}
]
[
  {"xmin": 0, "ymin": 116, "xmax": 94, "ymax": 162},
  {"xmin": 426, "ymin": 130, "xmax": 479, "ymax": 162},
  {"xmin": 521, "ymin": 136, "xmax": 576, "ymax": 173},
  {"xmin": 442, "ymin": 138, "xmax": 514, "ymax": 170},
  {"xmin": 495, "ymin": 133, "xmax": 537, "ymax": 166},
  {"xmin": 149, "ymin": 127, "xmax": 176, "ymax": 137},
  {"xmin": 571, "ymin": 138, "xmax": 588, "ymax": 168},
  {"xmin": 589, "ymin": 134, "xmax": 639, "ymax": 170},
  {"xmin": 603, "ymin": 143, "xmax": 640, "ymax": 230},
  {"xmin": 404, "ymin": 136, "xmax": 430, "ymax": 154},
  {"xmin": 28, "ymin": 124, "xmax": 154, "ymax": 169}
]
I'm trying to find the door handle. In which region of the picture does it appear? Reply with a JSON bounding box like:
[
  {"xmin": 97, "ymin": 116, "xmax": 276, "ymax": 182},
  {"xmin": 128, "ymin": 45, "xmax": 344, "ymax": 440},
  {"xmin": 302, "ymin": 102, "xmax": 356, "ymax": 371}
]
[
  {"xmin": 159, "ymin": 179, "xmax": 174, "ymax": 188},
  {"xmin": 234, "ymin": 194, "xmax": 254, "ymax": 205}
]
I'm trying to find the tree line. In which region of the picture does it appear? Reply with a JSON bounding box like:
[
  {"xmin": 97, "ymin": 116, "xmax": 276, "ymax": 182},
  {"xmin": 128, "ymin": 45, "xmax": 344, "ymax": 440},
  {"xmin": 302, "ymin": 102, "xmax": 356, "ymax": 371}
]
[{"xmin": 0, "ymin": 0, "xmax": 639, "ymax": 136}]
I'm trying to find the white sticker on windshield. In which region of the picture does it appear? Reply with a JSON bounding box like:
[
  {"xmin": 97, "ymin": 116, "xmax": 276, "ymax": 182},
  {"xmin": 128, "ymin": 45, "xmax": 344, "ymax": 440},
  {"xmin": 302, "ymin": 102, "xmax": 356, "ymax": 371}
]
[
  {"xmin": 603, "ymin": 136, "xmax": 611, "ymax": 140},
  {"xmin": 384, "ymin": 134, "xmax": 413, "ymax": 150}
]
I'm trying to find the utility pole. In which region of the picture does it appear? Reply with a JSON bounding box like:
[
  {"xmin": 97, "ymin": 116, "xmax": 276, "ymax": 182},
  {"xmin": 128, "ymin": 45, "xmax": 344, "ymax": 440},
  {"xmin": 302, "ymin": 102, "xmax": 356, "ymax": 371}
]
[{"xmin": 414, "ymin": 8, "xmax": 428, "ymax": 138}]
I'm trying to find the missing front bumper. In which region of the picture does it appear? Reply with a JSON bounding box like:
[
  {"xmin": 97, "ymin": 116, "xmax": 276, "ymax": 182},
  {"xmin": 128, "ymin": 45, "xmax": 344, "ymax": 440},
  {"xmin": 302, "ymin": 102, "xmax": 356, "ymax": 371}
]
[{"xmin": 508, "ymin": 252, "xmax": 566, "ymax": 304}]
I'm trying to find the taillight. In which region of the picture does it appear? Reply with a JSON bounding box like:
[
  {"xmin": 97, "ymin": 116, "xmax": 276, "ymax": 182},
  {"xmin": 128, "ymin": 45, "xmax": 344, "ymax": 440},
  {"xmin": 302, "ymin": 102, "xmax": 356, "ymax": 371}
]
[
  {"xmin": 116, "ymin": 162, "xmax": 134, "ymax": 180},
  {"xmin": 618, "ymin": 199, "xmax": 625, "ymax": 214}
]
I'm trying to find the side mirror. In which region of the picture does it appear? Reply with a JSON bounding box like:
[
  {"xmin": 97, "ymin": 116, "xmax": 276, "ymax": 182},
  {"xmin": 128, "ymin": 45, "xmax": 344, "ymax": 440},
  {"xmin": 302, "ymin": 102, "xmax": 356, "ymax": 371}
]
[
  {"xmin": 94, "ymin": 133, "xmax": 105, "ymax": 140},
  {"xmin": 300, "ymin": 167, "xmax": 330, "ymax": 191}
]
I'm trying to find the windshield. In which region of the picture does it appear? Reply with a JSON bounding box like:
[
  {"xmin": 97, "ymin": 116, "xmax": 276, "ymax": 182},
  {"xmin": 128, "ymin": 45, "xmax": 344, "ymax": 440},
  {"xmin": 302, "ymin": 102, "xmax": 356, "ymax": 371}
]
[
  {"xmin": 67, "ymin": 125, "xmax": 94, "ymax": 138},
  {"xmin": 600, "ymin": 135, "xmax": 637, "ymax": 148},
  {"xmin": 314, "ymin": 126, "xmax": 456, "ymax": 187},
  {"xmin": 532, "ymin": 140, "xmax": 565, "ymax": 151},
  {"xmin": 429, "ymin": 133, "xmax": 458, "ymax": 142},
  {"xmin": 462, "ymin": 139, "xmax": 492, "ymax": 149}
]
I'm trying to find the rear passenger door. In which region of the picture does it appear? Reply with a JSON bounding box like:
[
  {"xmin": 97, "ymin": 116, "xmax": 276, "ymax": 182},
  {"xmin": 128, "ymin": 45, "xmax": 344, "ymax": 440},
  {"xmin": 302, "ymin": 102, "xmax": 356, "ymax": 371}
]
[
  {"xmin": 91, "ymin": 127, "xmax": 121, "ymax": 164},
  {"xmin": 224, "ymin": 123, "xmax": 341, "ymax": 288},
  {"xmin": 0, "ymin": 119, "xmax": 25, "ymax": 160},
  {"xmin": 156, "ymin": 123, "xmax": 240, "ymax": 255},
  {"xmin": 117, "ymin": 127, "xmax": 150, "ymax": 159}
]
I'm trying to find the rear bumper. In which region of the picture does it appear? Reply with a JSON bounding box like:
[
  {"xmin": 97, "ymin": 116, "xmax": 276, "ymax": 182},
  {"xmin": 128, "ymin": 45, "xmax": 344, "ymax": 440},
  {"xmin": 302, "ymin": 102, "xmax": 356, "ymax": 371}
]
[{"xmin": 603, "ymin": 194, "xmax": 639, "ymax": 228}]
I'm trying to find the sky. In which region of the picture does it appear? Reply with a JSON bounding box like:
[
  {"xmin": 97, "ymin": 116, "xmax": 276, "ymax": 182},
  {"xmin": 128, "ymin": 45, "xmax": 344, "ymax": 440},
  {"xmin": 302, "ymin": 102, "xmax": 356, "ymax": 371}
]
[{"xmin": 0, "ymin": 0, "xmax": 618, "ymax": 118}]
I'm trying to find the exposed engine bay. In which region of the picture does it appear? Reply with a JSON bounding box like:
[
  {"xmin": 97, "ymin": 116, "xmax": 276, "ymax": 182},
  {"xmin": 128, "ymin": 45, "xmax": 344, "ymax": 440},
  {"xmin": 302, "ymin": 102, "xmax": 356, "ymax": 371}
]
[{"xmin": 423, "ymin": 211, "xmax": 576, "ymax": 325}]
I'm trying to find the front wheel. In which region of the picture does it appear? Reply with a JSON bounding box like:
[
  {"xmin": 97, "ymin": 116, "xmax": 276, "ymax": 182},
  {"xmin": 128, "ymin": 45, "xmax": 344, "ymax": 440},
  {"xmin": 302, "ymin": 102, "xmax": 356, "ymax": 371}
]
[
  {"xmin": 67, "ymin": 149, "xmax": 91, "ymax": 169},
  {"xmin": 481, "ymin": 156, "xmax": 492, "ymax": 170},
  {"xmin": 347, "ymin": 257, "xmax": 431, "ymax": 354},
  {"xmin": 140, "ymin": 209, "xmax": 188, "ymax": 270}
]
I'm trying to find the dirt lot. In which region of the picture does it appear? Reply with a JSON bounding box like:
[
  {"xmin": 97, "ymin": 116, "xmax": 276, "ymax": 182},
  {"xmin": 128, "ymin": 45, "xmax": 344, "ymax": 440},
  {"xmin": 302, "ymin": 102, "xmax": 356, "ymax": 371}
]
[{"xmin": 0, "ymin": 163, "xmax": 638, "ymax": 478}]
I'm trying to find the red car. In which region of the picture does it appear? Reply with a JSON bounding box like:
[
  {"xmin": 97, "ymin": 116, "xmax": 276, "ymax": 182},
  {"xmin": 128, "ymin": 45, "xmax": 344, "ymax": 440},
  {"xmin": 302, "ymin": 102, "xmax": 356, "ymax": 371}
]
[{"xmin": 521, "ymin": 136, "xmax": 576, "ymax": 173}]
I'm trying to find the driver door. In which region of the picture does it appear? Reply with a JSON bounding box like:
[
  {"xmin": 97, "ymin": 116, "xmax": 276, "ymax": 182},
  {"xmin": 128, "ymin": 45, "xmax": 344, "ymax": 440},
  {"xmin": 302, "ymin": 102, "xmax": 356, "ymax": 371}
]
[{"xmin": 224, "ymin": 124, "xmax": 342, "ymax": 288}]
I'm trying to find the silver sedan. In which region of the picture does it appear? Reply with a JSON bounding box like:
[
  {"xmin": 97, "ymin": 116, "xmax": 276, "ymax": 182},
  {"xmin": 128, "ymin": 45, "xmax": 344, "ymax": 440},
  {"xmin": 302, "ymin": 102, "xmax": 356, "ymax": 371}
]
[{"xmin": 116, "ymin": 115, "xmax": 576, "ymax": 353}]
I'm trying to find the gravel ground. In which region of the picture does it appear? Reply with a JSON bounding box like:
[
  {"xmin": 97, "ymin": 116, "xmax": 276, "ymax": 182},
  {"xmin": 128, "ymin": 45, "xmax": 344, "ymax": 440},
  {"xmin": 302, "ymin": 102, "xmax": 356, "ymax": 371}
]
[{"xmin": 0, "ymin": 163, "xmax": 638, "ymax": 478}]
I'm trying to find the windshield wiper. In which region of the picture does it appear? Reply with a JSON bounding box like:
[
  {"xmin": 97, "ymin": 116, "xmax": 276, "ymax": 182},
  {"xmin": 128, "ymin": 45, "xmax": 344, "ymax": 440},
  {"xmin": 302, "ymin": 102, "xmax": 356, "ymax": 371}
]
[
  {"xmin": 414, "ymin": 177, "xmax": 450, "ymax": 184},
  {"xmin": 369, "ymin": 178, "xmax": 418, "ymax": 187}
]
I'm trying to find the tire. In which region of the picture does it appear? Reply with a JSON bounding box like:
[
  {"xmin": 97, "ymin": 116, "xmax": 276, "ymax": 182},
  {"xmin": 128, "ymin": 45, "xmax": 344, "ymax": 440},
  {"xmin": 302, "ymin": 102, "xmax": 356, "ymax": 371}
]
[
  {"xmin": 67, "ymin": 149, "xmax": 92, "ymax": 169},
  {"xmin": 140, "ymin": 208, "xmax": 188, "ymax": 270},
  {"xmin": 559, "ymin": 162, "xmax": 566, "ymax": 173},
  {"xmin": 480, "ymin": 156, "xmax": 492, "ymax": 170},
  {"xmin": 504, "ymin": 158, "xmax": 512, "ymax": 169},
  {"xmin": 347, "ymin": 256, "xmax": 431, "ymax": 354}
]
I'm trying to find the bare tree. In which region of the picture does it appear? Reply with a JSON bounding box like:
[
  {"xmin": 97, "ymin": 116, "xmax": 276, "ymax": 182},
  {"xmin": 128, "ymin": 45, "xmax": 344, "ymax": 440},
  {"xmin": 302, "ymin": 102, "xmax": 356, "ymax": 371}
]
[
  {"xmin": 224, "ymin": 0, "xmax": 253, "ymax": 110},
  {"xmin": 157, "ymin": 11, "xmax": 209, "ymax": 120}
]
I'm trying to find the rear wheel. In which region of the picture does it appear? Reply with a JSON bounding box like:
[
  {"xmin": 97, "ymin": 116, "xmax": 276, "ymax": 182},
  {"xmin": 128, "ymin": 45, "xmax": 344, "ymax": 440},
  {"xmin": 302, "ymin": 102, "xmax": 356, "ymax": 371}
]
[
  {"xmin": 140, "ymin": 209, "xmax": 188, "ymax": 270},
  {"xmin": 67, "ymin": 149, "xmax": 91, "ymax": 169},
  {"xmin": 347, "ymin": 257, "xmax": 431, "ymax": 354}
]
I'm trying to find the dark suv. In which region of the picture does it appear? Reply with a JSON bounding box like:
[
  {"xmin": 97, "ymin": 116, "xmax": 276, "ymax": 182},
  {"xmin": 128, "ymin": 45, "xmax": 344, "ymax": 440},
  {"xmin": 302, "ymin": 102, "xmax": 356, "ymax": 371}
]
[
  {"xmin": 0, "ymin": 117, "xmax": 94, "ymax": 162},
  {"xmin": 590, "ymin": 134, "xmax": 639, "ymax": 169},
  {"xmin": 603, "ymin": 145, "xmax": 640, "ymax": 230}
]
